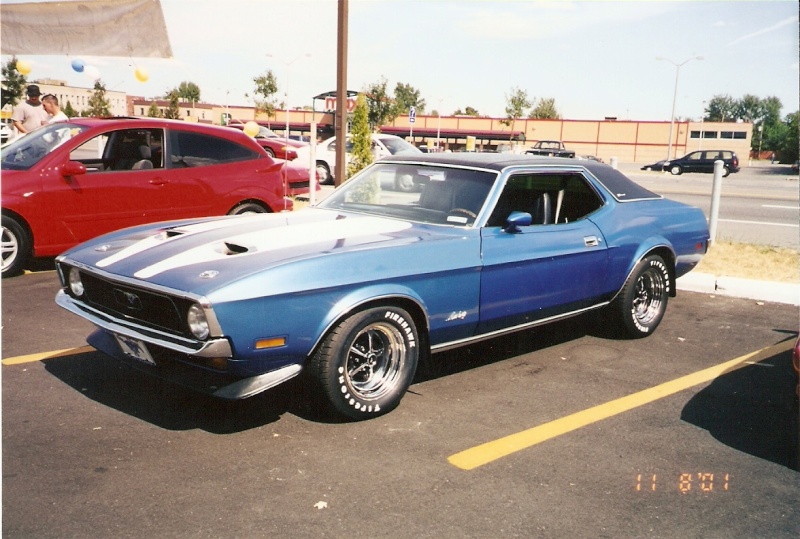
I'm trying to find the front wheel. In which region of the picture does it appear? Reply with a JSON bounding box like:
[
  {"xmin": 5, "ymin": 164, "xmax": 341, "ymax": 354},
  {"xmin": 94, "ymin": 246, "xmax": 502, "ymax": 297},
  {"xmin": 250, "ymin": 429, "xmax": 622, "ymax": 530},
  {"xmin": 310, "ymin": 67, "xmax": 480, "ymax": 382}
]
[
  {"xmin": 308, "ymin": 306, "xmax": 419, "ymax": 420},
  {"xmin": 669, "ymin": 165, "xmax": 682, "ymax": 175},
  {"xmin": 610, "ymin": 254, "xmax": 670, "ymax": 338},
  {"xmin": 1, "ymin": 216, "xmax": 30, "ymax": 277}
]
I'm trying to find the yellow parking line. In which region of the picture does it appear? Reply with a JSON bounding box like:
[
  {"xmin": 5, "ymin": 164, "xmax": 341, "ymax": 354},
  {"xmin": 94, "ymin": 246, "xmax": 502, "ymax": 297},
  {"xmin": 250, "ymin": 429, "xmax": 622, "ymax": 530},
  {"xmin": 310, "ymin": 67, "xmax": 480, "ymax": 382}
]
[
  {"xmin": 448, "ymin": 341, "xmax": 792, "ymax": 471},
  {"xmin": 1, "ymin": 345, "xmax": 95, "ymax": 366}
]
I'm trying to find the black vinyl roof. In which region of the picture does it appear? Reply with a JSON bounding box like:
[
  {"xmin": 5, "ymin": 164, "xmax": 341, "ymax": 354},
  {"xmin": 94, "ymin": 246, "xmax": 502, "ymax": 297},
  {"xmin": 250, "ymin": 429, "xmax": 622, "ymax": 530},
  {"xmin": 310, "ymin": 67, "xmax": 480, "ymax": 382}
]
[{"xmin": 383, "ymin": 153, "xmax": 661, "ymax": 201}]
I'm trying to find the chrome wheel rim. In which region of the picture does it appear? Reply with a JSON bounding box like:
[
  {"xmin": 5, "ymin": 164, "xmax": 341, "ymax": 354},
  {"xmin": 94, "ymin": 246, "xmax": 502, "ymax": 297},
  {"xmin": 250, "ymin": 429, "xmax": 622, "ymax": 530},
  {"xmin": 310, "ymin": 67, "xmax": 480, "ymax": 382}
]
[
  {"xmin": 1, "ymin": 225, "xmax": 19, "ymax": 271},
  {"xmin": 345, "ymin": 322, "xmax": 405, "ymax": 400},
  {"xmin": 632, "ymin": 267, "xmax": 665, "ymax": 326}
]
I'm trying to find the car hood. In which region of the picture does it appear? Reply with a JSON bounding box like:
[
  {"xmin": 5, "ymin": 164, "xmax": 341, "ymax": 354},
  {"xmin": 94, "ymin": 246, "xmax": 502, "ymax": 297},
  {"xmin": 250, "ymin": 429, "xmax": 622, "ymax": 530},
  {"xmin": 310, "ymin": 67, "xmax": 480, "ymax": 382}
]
[{"xmin": 61, "ymin": 209, "xmax": 473, "ymax": 298}]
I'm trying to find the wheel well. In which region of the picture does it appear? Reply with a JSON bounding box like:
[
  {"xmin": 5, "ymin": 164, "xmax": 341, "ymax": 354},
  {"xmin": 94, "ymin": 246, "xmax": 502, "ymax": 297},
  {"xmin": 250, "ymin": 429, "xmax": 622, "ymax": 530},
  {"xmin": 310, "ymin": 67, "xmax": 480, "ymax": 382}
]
[
  {"xmin": 314, "ymin": 296, "xmax": 431, "ymax": 360},
  {"xmin": 1, "ymin": 209, "xmax": 33, "ymax": 245},
  {"xmin": 228, "ymin": 200, "xmax": 272, "ymax": 214},
  {"xmin": 646, "ymin": 246, "xmax": 677, "ymax": 297}
]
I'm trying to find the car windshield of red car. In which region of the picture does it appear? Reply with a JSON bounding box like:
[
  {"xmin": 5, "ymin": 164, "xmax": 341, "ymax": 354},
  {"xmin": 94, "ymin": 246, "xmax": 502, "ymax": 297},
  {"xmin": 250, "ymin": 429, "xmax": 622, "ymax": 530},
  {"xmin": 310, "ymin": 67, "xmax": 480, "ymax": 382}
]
[{"xmin": 1, "ymin": 123, "xmax": 88, "ymax": 171}]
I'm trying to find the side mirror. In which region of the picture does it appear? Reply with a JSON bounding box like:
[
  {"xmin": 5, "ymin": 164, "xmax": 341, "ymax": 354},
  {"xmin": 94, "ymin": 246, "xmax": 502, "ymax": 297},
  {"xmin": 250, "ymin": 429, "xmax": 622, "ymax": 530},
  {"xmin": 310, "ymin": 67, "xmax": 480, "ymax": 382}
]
[
  {"xmin": 503, "ymin": 211, "xmax": 532, "ymax": 233},
  {"xmin": 61, "ymin": 161, "xmax": 87, "ymax": 178}
]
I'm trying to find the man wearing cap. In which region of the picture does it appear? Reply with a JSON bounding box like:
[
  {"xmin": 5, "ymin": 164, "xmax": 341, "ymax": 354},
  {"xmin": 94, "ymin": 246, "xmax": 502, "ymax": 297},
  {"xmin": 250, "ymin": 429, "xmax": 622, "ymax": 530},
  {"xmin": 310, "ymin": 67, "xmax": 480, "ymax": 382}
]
[{"xmin": 11, "ymin": 85, "xmax": 49, "ymax": 135}]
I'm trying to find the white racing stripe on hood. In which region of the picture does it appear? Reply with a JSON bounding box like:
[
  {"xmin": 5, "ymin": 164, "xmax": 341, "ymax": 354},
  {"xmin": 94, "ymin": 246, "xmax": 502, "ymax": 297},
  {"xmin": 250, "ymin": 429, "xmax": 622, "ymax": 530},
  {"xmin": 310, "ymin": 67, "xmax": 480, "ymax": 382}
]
[
  {"xmin": 96, "ymin": 216, "xmax": 273, "ymax": 269},
  {"xmin": 132, "ymin": 216, "xmax": 412, "ymax": 279}
]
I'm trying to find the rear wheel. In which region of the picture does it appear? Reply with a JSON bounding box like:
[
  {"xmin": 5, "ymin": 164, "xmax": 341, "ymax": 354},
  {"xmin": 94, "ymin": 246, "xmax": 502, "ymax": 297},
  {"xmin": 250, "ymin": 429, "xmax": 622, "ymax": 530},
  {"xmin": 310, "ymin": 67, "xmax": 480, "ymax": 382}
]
[
  {"xmin": 228, "ymin": 202, "xmax": 269, "ymax": 215},
  {"xmin": 316, "ymin": 161, "xmax": 332, "ymax": 185},
  {"xmin": 1, "ymin": 215, "xmax": 30, "ymax": 277},
  {"xmin": 722, "ymin": 166, "xmax": 731, "ymax": 177},
  {"xmin": 610, "ymin": 254, "xmax": 670, "ymax": 338},
  {"xmin": 308, "ymin": 306, "xmax": 419, "ymax": 420}
]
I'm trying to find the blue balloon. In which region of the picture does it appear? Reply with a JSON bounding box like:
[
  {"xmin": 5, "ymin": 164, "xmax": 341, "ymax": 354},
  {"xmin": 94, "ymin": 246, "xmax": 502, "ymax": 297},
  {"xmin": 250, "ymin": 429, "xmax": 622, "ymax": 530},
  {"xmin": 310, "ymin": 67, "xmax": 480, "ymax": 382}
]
[{"xmin": 71, "ymin": 59, "xmax": 85, "ymax": 73}]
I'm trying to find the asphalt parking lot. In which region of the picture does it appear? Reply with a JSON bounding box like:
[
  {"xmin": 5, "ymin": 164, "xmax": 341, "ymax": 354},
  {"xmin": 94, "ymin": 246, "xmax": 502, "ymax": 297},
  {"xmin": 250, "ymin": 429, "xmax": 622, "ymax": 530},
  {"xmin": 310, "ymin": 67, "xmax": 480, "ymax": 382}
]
[{"xmin": 2, "ymin": 270, "xmax": 798, "ymax": 538}]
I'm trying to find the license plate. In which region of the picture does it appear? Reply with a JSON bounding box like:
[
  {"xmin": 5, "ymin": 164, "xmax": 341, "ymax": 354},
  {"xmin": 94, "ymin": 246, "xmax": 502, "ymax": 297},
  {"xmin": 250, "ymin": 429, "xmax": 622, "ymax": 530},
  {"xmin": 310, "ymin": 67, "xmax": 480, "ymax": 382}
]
[{"xmin": 114, "ymin": 334, "xmax": 156, "ymax": 365}]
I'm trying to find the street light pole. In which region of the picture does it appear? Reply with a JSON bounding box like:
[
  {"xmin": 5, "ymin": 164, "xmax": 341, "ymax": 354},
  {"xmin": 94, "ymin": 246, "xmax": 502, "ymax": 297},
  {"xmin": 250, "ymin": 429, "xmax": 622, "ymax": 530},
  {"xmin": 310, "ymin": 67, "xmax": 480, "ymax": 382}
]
[
  {"xmin": 657, "ymin": 55, "xmax": 703, "ymax": 161},
  {"xmin": 267, "ymin": 53, "xmax": 310, "ymax": 209}
]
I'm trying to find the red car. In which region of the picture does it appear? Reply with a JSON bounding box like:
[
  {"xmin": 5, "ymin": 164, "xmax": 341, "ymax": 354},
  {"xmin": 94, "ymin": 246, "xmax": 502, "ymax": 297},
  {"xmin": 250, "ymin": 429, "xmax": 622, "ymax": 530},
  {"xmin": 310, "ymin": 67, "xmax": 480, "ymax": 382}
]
[
  {"xmin": 0, "ymin": 118, "xmax": 313, "ymax": 277},
  {"xmin": 227, "ymin": 122, "xmax": 307, "ymax": 160}
]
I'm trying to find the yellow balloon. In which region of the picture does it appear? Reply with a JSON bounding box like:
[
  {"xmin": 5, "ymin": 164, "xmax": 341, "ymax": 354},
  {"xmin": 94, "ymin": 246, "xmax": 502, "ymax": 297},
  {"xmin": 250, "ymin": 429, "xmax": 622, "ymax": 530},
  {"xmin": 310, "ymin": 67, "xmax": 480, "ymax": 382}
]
[
  {"xmin": 134, "ymin": 66, "xmax": 149, "ymax": 82},
  {"xmin": 16, "ymin": 60, "xmax": 31, "ymax": 75},
  {"xmin": 244, "ymin": 121, "xmax": 260, "ymax": 138}
]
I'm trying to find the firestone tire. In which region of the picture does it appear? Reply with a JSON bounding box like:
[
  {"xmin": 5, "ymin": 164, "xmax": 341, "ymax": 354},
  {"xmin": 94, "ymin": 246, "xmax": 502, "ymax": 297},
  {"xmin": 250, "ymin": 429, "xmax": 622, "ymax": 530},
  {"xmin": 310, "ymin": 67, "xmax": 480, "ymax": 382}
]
[
  {"xmin": 1, "ymin": 215, "xmax": 30, "ymax": 278},
  {"xmin": 308, "ymin": 306, "xmax": 419, "ymax": 420},
  {"xmin": 611, "ymin": 254, "xmax": 670, "ymax": 338}
]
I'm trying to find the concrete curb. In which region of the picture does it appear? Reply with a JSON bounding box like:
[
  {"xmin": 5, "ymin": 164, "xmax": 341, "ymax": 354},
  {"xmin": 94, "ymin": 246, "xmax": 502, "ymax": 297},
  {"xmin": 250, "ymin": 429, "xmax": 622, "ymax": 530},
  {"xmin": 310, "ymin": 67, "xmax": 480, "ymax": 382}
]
[{"xmin": 677, "ymin": 272, "xmax": 800, "ymax": 306}]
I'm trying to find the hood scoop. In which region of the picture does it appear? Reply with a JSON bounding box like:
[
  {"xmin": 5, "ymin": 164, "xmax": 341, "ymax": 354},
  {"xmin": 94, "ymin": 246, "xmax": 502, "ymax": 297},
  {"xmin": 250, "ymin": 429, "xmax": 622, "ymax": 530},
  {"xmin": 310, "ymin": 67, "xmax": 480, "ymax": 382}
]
[{"xmin": 221, "ymin": 241, "xmax": 251, "ymax": 255}]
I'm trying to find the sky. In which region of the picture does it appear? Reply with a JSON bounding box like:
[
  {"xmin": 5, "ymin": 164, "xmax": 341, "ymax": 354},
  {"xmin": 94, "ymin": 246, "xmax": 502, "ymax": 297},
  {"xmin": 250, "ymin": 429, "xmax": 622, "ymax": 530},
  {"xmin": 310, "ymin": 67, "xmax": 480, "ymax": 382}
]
[{"xmin": 3, "ymin": 0, "xmax": 798, "ymax": 122}]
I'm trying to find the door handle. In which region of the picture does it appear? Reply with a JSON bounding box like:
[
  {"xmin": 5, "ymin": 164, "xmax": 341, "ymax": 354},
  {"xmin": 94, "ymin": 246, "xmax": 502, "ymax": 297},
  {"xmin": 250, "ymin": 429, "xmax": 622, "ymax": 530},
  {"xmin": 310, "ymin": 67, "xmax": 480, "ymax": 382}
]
[
  {"xmin": 584, "ymin": 236, "xmax": 600, "ymax": 247},
  {"xmin": 149, "ymin": 178, "xmax": 167, "ymax": 186}
]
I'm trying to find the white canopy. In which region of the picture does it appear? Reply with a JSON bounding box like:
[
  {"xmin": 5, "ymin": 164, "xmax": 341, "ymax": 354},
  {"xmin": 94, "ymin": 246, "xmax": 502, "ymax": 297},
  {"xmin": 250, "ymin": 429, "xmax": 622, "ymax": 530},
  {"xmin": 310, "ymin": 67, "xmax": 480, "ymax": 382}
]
[{"xmin": 1, "ymin": 0, "xmax": 173, "ymax": 58}]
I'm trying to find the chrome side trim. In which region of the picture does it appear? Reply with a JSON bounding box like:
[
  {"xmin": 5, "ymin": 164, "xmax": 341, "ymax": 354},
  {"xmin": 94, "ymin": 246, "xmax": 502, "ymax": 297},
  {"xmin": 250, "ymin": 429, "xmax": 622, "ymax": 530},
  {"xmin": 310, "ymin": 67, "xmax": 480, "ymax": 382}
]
[
  {"xmin": 212, "ymin": 364, "xmax": 303, "ymax": 399},
  {"xmin": 430, "ymin": 301, "xmax": 609, "ymax": 354},
  {"xmin": 56, "ymin": 291, "xmax": 232, "ymax": 358}
]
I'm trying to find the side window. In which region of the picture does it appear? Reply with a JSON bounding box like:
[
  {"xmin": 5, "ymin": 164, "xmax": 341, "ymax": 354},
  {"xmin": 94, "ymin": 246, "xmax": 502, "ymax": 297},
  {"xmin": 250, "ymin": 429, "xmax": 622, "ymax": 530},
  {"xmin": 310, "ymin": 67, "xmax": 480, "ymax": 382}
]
[
  {"xmin": 168, "ymin": 130, "xmax": 260, "ymax": 168},
  {"xmin": 688, "ymin": 152, "xmax": 703, "ymax": 161},
  {"xmin": 487, "ymin": 173, "xmax": 603, "ymax": 227},
  {"xmin": 69, "ymin": 128, "xmax": 164, "ymax": 172}
]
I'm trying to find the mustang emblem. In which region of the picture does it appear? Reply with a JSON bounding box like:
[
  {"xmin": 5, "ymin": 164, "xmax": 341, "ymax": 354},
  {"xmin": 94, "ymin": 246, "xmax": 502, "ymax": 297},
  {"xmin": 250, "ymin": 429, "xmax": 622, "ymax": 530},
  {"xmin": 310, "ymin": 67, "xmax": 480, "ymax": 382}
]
[{"xmin": 113, "ymin": 289, "xmax": 143, "ymax": 311}]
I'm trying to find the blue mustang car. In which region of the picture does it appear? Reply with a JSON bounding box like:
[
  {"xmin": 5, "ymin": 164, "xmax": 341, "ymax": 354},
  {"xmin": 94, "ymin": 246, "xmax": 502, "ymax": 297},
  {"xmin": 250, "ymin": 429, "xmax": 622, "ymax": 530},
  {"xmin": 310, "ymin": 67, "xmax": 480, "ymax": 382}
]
[{"xmin": 56, "ymin": 153, "xmax": 709, "ymax": 420}]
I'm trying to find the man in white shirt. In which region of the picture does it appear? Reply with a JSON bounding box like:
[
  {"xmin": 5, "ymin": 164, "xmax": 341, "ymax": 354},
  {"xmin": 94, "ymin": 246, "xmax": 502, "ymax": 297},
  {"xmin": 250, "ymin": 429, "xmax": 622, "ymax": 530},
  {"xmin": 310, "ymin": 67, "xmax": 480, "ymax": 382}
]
[{"xmin": 42, "ymin": 94, "xmax": 68, "ymax": 123}]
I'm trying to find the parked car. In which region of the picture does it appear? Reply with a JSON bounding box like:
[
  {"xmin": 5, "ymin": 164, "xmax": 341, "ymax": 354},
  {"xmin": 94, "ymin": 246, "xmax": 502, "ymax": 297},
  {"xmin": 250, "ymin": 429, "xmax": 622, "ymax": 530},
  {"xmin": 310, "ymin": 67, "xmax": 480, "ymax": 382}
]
[
  {"xmin": 641, "ymin": 160, "xmax": 667, "ymax": 171},
  {"xmin": 55, "ymin": 153, "xmax": 709, "ymax": 420},
  {"xmin": 1, "ymin": 117, "xmax": 314, "ymax": 276},
  {"xmin": 299, "ymin": 133, "xmax": 421, "ymax": 186},
  {"xmin": 226, "ymin": 122, "xmax": 308, "ymax": 160},
  {"xmin": 1, "ymin": 119, "xmax": 12, "ymax": 145},
  {"xmin": 663, "ymin": 150, "xmax": 739, "ymax": 177},
  {"xmin": 525, "ymin": 140, "xmax": 576, "ymax": 158}
]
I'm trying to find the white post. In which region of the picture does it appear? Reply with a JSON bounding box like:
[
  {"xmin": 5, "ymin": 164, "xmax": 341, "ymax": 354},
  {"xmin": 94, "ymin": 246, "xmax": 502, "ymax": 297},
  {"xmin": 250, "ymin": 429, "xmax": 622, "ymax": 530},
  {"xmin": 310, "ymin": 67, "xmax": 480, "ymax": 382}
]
[
  {"xmin": 610, "ymin": 157, "xmax": 618, "ymax": 170},
  {"xmin": 708, "ymin": 160, "xmax": 724, "ymax": 244},
  {"xmin": 309, "ymin": 121, "xmax": 317, "ymax": 206}
]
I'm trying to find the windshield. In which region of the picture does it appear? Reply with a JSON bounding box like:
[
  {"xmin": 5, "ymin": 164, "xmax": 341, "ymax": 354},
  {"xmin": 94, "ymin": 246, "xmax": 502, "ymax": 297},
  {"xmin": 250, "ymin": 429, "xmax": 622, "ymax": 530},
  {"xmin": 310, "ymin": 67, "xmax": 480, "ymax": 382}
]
[
  {"xmin": 380, "ymin": 136, "xmax": 422, "ymax": 155},
  {"xmin": 317, "ymin": 163, "xmax": 496, "ymax": 226},
  {"xmin": 257, "ymin": 126, "xmax": 281, "ymax": 139},
  {"xmin": 1, "ymin": 123, "xmax": 88, "ymax": 170}
]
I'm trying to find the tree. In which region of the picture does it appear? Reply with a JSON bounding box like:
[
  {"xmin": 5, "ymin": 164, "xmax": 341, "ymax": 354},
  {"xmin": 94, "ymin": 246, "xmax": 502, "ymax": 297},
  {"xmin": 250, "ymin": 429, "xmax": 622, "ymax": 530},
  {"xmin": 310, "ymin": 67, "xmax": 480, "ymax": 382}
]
[
  {"xmin": 164, "ymin": 91, "xmax": 180, "ymax": 119},
  {"xmin": 365, "ymin": 77, "xmax": 398, "ymax": 130},
  {"xmin": 250, "ymin": 70, "xmax": 279, "ymax": 122},
  {"xmin": 85, "ymin": 79, "xmax": 111, "ymax": 117},
  {"xmin": 452, "ymin": 106, "xmax": 479, "ymax": 116},
  {"xmin": 775, "ymin": 111, "xmax": 798, "ymax": 163},
  {"xmin": 705, "ymin": 95, "xmax": 737, "ymax": 122},
  {"xmin": 147, "ymin": 103, "xmax": 162, "ymax": 118},
  {"xmin": 500, "ymin": 87, "xmax": 531, "ymax": 141},
  {"xmin": 346, "ymin": 93, "xmax": 373, "ymax": 181},
  {"xmin": 176, "ymin": 81, "xmax": 201, "ymax": 105},
  {"xmin": 2, "ymin": 56, "xmax": 27, "ymax": 108},
  {"xmin": 529, "ymin": 97, "xmax": 561, "ymax": 119},
  {"xmin": 62, "ymin": 101, "xmax": 77, "ymax": 119},
  {"xmin": 394, "ymin": 82, "xmax": 425, "ymax": 115}
]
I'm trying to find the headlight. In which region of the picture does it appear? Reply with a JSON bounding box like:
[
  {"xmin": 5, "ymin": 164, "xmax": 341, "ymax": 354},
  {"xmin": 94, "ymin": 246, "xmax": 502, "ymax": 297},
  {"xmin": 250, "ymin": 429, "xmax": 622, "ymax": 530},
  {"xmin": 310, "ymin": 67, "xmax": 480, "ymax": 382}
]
[
  {"xmin": 68, "ymin": 267, "xmax": 84, "ymax": 297},
  {"xmin": 187, "ymin": 303, "xmax": 210, "ymax": 340}
]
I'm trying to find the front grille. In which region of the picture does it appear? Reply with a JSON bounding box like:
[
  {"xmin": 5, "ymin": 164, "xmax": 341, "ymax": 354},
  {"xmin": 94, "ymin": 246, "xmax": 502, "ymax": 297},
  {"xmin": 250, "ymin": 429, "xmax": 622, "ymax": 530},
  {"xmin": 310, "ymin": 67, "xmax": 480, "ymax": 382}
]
[{"xmin": 78, "ymin": 271, "xmax": 193, "ymax": 337}]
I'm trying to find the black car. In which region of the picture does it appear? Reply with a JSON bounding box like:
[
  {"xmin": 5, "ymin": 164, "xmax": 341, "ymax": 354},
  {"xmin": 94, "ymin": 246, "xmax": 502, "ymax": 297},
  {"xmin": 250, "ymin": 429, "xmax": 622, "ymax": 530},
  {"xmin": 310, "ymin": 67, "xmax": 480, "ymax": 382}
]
[{"xmin": 663, "ymin": 150, "xmax": 739, "ymax": 177}]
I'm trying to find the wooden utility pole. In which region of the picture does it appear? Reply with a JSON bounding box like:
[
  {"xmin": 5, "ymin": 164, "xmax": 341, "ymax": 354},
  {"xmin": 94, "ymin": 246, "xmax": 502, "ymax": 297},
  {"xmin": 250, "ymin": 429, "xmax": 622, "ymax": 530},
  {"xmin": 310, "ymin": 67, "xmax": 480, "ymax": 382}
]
[{"xmin": 334, "ymin": 0, "xmax": 348, "ymax": 186}]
